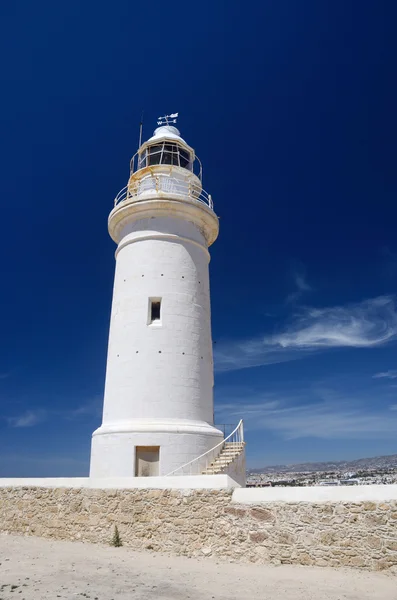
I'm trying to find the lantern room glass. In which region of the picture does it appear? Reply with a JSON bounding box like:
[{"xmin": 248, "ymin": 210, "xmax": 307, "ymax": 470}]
[{"xmin": 138, "ymin": 142, "xmax": 192, "ymax": 171}]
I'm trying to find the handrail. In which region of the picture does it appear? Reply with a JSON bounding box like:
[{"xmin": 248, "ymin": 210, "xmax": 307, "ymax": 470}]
[
  {"xmin": 165, "ymin": 419, "xmax": 244, "ymax": 477},
  {"xmin": 113, "ymin": 174, "xmax": 214, "ymax": 211}
]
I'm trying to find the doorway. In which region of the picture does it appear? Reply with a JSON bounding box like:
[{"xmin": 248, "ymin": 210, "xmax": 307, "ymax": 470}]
[{"xmin": 135, "ymin": 446, "xmax": 160, "ymax": 477}]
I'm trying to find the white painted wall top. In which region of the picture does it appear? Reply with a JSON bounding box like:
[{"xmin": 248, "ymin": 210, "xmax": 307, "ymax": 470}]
[
  {"xmin": 0, "ymin": 475, "xmax": 239, "ymax": 490},
  {"xmin": 232, "ymin": 485, "xmax": 397, "ymax": 503}
]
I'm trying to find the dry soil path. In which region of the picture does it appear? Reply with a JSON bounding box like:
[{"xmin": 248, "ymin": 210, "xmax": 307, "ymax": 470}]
[{"xmin": 0, "ymin": 534, "xmax": 396, "ymax": 600}]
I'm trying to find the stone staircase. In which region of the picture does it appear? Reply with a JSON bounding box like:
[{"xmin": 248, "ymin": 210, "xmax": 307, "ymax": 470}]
[
  {"xmin": 164, "ymin": 420, "xmax": 245, "ymax": 478},
  {"xmin": 201, "ymin": 441, "xmax": 245, "ymax": 475}
]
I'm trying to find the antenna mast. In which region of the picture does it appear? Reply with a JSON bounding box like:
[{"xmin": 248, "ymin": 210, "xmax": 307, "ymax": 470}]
[{"xmin": 138, "ymin": 110, "xmax": 144, "ymax": 148}]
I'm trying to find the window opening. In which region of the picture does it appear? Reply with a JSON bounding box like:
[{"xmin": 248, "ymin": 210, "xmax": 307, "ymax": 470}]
[
  {"xmin": 149, "ymin": 298, "xmax": 161, "ymax": 324},
  {"xmin": 144, "ymin": 142, "xmax": 192, "ymax": 170}
]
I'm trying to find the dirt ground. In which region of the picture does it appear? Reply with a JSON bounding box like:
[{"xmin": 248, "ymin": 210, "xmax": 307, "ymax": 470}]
[{"xmin": 0, "ymin": 534, "xmax": 396, "ymax": 600}]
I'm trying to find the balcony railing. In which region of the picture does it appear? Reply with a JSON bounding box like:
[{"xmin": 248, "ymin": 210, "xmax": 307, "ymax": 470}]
[{"xmin": 114, "ymin": 174, "xmax": 213, "ymax": 211}]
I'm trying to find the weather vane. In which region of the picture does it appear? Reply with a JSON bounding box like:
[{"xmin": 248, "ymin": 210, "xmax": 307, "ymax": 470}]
[{"xmin": 157, "ymin": 112, "xmax": 179, "ymax": 126}]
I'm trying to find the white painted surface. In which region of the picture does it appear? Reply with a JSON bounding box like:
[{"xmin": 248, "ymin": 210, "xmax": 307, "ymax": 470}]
[
  {"xmin": 232, "ymin": 484, "xmax": 397, "ymax": 504},
  {"xmin": 0, "ymin": 475, "xmax": 240, "ymax": 489},
  {"xmin": 90, "ymin": 128, "xmax": 222, "ymax": 478},
  {"xmin": 147, "ymin": 125, "xmax": 185, "ymax": 144},
  {"xmin": 0, "ymin": 478, "xmax": 90, "ymax": 489},
  {"xmin": 225, "ymin": 448, "xmax": 246, "ymax": 488}
]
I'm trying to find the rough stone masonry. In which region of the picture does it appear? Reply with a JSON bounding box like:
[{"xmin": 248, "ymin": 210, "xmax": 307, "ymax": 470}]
[{"xmin": 0, "ymin": 487, "xmax": 396, "ymax": 571}]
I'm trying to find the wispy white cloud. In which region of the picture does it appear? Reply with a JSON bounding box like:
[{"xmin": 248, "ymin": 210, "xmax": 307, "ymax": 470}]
[
  {"xmin": 294, "ymin": 272, "xmax": 312, "ymax": 292},
  {"xmin": 259, "ymin": 403, "xmax": 397, "ymax": 440},
  {"xmin": 67, "ymin": 398, "xmax": 102, "ymax": 419},
  {"xmin": 216, "ymin": 386, "xmax": 397, "ymax": 440},
  {"xmin": 373, "ymin": 370, "xmax": 397, "ymax": 380},
  {"xmin": 285, "ymin": 267, "xmax": 313, "ymax": 304},
  {"xmin": 4, "ymin": 398, "xmax": 102, "ymax": 429},
  {"xmin": 0, "ymin": 372, "xmax": 11, "ymax": 380},
  {"xmin": 7, "ymin": 409, "xmax": 47, "ymax": 428},
  {"xmin": 215, "ymin": 295, "xmax": 397, "ymax": 372}
]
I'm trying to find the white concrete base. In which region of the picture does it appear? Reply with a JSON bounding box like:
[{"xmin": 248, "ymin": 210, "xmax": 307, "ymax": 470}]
[
  {"xmin": 90, "ymin": 424, "xmax": 223, "ymax": 478},
  {"xmin": 0, "ymin": 475, "xmax": 241, "ymax": 490},
  {"xmin": 232, "ymin": 484, "xmax": 397, "ymax": 504}
]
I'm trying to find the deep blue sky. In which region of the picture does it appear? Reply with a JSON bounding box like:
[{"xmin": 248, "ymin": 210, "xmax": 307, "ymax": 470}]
[{"xmin": 1, "ymin": 1, "xmax": 396, "ymax": 476}]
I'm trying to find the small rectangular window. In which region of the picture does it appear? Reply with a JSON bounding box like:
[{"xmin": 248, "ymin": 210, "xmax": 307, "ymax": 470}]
[{"xmin": 148, "ymin": 298, "xmax": 161, "ymax": 324}]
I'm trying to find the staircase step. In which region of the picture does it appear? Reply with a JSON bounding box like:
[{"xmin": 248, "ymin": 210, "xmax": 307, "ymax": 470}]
[
  {"xmin": 210, "ymin": 455, "xmax": 240, "ymax": 461},
  {"xmin": 219, "ymin": 452, "xmax": 241, "ymax": 456},
  {"xmin": 213, "ymin": 455, "xmax": 240, "ymax": 460},
  {"xmin": 203, "ymin": 470, "xmax": 224, "ymax": 474},
  {"xmin": 224, "ymin": 442, "xmax": 245, "ymax": 446},
  {"xmin": 201, "ymin": 439, "xmax": 245, "ymax": 474},
  {"xmin": 224, "ymin": 442, "xmax": 244, "ymax": 445}
]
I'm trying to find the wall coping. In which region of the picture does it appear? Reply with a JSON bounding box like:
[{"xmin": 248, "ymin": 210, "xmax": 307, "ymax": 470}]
[
  {"xmin": 232, "ymin": 484, "xmax": 397, "ymax": 503},
  {"xmin": 2, "ymin": 479, "xmax": 396, "ymax": 500},
  {"xmin": 0, "ymin": 475, "xmax": 239, "ymax": 490}
]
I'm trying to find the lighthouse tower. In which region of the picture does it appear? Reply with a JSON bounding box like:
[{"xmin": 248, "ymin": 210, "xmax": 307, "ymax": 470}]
[{"xmin": 90, "ymin": 118, "xmax": 224, "ymax": 478}]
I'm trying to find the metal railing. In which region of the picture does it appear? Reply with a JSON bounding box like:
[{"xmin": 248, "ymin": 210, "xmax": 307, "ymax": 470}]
[
  {"xmin": 216, "ymin": 423, "xmax": 238, "ymax": 438},
  {"xmin": 130, "ymin": 149, "xmax": 203, "ymax": 181},
  {"xmin": 114, "ymin": 174, "xmax": 213, "ymax": 211},
  {"xmin": 165, "ymin": 419, "xmax": 244, "ymax": 477}
]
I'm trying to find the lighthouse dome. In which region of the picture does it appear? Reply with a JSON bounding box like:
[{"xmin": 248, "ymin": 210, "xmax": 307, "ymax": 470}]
[{"xmin": 150, "ymin": 125, "xmax": 183, "ymax": 141}]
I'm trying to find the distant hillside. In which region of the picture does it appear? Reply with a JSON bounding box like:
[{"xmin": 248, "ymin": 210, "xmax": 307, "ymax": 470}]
[{"xmin": 249, "ymin": 453, "xmax": 397, "ymax": 474}]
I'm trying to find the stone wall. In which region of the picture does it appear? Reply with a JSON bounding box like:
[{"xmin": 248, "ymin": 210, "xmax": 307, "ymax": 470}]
[{"xmin": 0, "ymin": 487, "xmax": 396, "ymax": 571}]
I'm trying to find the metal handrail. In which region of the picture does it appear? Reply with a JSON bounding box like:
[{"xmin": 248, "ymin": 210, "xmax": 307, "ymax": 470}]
[
  {"xmin": 165, "ymin": 419, "xmax": 244, "ymax": 477},
  {"xmin": 114, "ymin": 174, "xmax": 213, "ymax": 211}
]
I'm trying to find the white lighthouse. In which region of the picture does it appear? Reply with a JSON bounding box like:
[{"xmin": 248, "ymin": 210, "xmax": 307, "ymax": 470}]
[{"xmin": 90, "ymin": 117, "xmax": 230, "ymax": 479}]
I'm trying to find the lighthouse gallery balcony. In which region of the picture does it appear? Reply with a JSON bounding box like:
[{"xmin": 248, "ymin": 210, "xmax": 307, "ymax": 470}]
[{"xmin": 114, "ymin": 173, "xmax": 214, "ymax": 211}]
